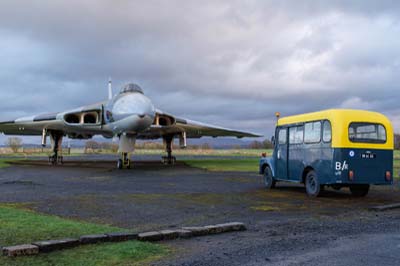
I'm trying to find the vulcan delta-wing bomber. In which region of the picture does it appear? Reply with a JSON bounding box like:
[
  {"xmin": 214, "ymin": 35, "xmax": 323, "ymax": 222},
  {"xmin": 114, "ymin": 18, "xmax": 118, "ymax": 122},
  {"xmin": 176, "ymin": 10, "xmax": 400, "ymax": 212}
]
[{"xmin": 0, "ymin": 82, "xmax": 260, "ymax": 168}]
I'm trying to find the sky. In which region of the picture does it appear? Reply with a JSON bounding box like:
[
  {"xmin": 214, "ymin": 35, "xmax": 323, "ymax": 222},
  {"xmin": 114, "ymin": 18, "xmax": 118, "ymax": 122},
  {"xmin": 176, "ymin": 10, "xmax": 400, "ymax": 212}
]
[{"xmin": 0, "ymin": 0, "xmax": 400, "ymax": 144}]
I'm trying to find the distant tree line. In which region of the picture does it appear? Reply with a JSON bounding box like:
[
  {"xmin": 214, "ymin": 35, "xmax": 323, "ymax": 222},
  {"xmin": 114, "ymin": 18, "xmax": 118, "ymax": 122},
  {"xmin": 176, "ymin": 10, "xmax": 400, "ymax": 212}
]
[
  {"xmin": 5, "ymin": 137, "xmax": 23, "ymax": 153},
  {"xmin": 248, "ymin": 139, "xmax": 273, "ymax": 149},
  {"xmin": 84, "ymin": 141, "xmax": 119, "ymax": 153},
  {"xmin": 395, "ymin": 134, "xmax": 400, "ymax": 150},
  {"xmin": 6, "ymin": 134, "xmax": 400, "ymax": 154},
  {"xmin": 84, "ymin": 140, "xmax": 213, "ymax": 153}
]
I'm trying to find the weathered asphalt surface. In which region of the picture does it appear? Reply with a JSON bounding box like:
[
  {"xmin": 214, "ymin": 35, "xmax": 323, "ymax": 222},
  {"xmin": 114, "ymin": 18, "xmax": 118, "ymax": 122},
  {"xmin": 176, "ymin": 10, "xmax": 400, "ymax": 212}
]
[{"xmin": 1, "ymin": 155, "xmax": 400, "ymax": 266}]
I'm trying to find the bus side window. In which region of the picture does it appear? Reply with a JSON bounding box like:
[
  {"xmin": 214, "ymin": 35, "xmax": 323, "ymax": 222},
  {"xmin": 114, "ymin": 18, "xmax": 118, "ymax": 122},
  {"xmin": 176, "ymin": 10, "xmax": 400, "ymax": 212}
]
[
  {"xmin": 289, "ymin": 126, "xmax": 304, "ymax": 144},
  {"xmin": 278, "ymin": 128, "xmax": 287, "ymax": 144},
  {"xmin": 323, "ymin": 120, "xmax": 332, "ymax": 142},
  {"xmin": 304, "ymin": 121, "xmax": 321, "ymax": 143}
]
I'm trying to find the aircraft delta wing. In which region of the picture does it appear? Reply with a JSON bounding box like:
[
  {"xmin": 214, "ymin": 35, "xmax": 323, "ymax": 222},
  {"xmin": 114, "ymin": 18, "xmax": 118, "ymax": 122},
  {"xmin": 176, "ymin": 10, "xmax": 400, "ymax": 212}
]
[
  {"xmin": 138, "ymin": 109, "xmax": 258, "ymax": 139},
  {"xmin": 0, "ymin": 83, "xmax": 261, "ymax": 168}
]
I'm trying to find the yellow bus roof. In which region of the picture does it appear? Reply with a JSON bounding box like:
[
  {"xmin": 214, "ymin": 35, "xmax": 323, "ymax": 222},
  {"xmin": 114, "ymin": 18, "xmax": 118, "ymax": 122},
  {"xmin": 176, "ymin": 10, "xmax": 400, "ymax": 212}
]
[{"xmin": 277, "ymin": 109, "xmax": 394, "ymax": 150}]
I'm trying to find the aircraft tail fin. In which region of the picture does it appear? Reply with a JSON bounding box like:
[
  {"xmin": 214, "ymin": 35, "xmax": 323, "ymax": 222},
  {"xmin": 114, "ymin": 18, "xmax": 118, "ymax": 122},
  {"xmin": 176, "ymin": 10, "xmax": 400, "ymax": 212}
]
[{"xmin": 108, "ymin": 78, "xmax": 113, "ymax": 100}]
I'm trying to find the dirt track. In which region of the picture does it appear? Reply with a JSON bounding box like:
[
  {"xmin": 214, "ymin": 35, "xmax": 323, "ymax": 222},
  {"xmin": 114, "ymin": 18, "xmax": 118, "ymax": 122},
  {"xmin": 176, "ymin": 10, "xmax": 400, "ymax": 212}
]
[{"xmin": 1, "ymin": 156, "xmax": 400, "ymax": 265}]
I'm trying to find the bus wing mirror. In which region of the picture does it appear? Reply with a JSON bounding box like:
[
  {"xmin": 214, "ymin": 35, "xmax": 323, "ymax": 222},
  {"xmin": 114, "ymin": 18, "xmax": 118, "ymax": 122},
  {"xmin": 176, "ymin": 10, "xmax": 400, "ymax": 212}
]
[{"xmin": 271, "ymin": 136, "xmax": 276, "ymax": 147}]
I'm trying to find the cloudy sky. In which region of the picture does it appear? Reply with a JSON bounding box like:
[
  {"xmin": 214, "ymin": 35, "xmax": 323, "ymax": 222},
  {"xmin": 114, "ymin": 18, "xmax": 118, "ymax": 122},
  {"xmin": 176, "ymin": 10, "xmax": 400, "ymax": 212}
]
[{"xmin": 1, "ymin": 0, "xmax": 400, "ymax": 143}]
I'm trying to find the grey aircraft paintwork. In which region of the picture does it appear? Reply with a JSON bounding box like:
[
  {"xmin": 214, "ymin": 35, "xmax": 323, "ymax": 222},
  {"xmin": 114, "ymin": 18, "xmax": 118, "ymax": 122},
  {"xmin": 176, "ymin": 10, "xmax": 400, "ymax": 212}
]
[{"xmin": 0, "ymin": 83, "xmax": 260, "ymax": 168}]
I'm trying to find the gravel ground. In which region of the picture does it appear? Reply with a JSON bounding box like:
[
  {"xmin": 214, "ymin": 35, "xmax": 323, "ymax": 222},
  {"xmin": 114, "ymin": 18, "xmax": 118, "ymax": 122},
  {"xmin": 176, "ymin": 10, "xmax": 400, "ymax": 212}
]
[{"xmin": 1, "ymin": 155, "xmax": 400, "ymax": 265}]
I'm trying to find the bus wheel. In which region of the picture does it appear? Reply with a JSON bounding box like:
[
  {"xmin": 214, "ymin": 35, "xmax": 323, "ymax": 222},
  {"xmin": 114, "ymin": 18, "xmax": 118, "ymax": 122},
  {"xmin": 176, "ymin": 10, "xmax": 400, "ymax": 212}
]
[
  {"xmin": 264, "ymin": 166, "xmax": 276, "ymax": 189},
  {"xmin": 349, "ymin": 184, "xmax": 370, "ymax": 197},
  {"xmin": 305, "ymin": 170, "xmax": 321, "ymax": 197}
]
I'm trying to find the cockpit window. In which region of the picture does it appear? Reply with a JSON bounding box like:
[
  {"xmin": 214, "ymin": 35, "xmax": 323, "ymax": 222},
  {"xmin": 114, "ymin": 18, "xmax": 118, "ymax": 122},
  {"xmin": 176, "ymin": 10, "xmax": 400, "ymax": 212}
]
[{"xmin": 120, "ymin": 83, "xmax": 144, "ymax": 94}]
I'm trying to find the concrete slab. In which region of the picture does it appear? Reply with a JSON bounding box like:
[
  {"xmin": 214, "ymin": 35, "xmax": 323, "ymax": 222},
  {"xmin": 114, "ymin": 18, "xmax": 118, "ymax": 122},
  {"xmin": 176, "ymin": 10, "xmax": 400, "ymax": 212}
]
[
  {"xmin": 204, "ymin": 225, "xmax": 224, "ymax": 234},
  {"xmin": 138, "ymin": 231, "xmax": 163, "ymax": 242},
  {"xmin": 106, "ymin": 232, "xmax": 138, "ymax": 242},
  {"xmin": 79, "ymin": 234, "xmax": 109, "ymax": 244},
  {"xmin": 182, "ymin": 226, "xmax": 210, "ymax": 236},
  {"xmin": 215, "ymin": 222, "xmax": 247, "ymax": 232},
  {"xmin": 2, "ymin": 244, "xmax": 39, "ymax": 257},
  {"xmin": 175, "ymin": 229, "xmax": 193, "ymax": 239},
  {"xmin": 32, "ymin": 239, "xmax": 79, "ymax": 252},
  {"xmin": 369, "ymin": 203, "xmax": 400, "ymax": 211},
  {"xmin": 160, "ymin": 230, "xmax": 180, "ymax": 240}
]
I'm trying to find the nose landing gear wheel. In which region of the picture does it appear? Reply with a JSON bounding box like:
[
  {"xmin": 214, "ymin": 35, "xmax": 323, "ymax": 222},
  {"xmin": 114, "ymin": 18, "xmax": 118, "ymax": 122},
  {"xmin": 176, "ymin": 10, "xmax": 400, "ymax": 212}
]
[
  {"xmin": 117, "ymin": 159, "xmax": 123, "ymax": 169},
  {"xmin": 117, "ymin": 153, "xmax": 132, "ymax": 169}
]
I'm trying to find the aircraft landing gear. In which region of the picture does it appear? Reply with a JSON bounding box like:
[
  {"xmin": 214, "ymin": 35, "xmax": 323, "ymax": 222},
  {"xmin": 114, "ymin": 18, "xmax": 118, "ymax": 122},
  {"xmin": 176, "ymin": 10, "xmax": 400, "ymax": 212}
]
[
  {"xmin": 49, "ymin": 154, "xmax": 63, "ymax": 165},
  {"xmin": 117, "ymin": 134, "xmax": 135, "ymax": 169},
  {"xmin": 117, "ymin": 152, "xmax": 131, "ymax": 169},
  {"xmin": 49, "ymin": 132, "xmax": 64, "ymax": 165},
  {"xmin": 162, "ymin": 135, "xmax": 176, "ymax": 165}
]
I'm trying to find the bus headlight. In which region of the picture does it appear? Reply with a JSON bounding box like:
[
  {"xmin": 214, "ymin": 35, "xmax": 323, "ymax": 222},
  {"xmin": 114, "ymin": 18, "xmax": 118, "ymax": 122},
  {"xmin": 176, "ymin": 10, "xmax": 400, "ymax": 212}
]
[
  {"xmin": 349, "ymin": 170, "xmax": 355, "ymax": 181},
  {"xmin": 385, "ymin": 171, "xmax": 391, "ymax": 181}
]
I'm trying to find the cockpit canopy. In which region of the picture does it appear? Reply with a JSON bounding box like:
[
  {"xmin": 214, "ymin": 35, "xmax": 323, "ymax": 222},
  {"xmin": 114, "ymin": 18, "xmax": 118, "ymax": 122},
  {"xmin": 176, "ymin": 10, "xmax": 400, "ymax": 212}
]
[{"xmin": 120, "ymin": 83, "xmax": 144, "ymax": 95}]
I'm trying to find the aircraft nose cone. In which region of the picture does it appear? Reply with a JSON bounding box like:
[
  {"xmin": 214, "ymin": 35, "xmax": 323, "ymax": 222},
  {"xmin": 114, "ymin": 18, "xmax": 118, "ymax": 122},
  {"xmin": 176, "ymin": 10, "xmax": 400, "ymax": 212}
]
[
  {"xmin": 111, "ymin": 93, "xmax": 155, "ymax": 133},
  {"xmin": 112, "ymin": 93, "xmax": 155, "ymax": 119}
]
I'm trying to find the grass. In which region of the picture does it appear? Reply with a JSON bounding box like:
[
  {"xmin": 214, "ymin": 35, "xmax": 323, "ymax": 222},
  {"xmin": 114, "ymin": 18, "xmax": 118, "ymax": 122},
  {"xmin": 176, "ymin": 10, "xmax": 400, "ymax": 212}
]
[
  {"xmin": 181, "ymin": 150, "xmax": 400, "ymax": 177},
  {"xmin": 1, "ymin": 242, "xmax": 165, "ymax": 266},
  {"xmin": 0, "ymin": 204, "xmax": 166, "ymax": 266},
  {"xmin": 0, "ymin": 159, "xmax": 11, "ymax": 168},
  {"xmin": 1, "ymin": 148, "xmax": 270, "ymax": 157},
  {"xmin": 184, "ymin": 158, "xmax": 259, "ymax": 172},
  {"xmin": 250, "ymin": 205, "xmax": 280, "ymax": 212},
  {"xmin": 0, "ymin": 158, "xmax": 21, "ymax": 168}
]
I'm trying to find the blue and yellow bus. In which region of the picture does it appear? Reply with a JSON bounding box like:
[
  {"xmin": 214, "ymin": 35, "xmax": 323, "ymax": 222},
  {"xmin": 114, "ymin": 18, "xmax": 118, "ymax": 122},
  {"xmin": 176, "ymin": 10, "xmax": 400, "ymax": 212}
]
[{"xmin": 259, "ymin": 109, "xmax": 394, "ymax": 197}]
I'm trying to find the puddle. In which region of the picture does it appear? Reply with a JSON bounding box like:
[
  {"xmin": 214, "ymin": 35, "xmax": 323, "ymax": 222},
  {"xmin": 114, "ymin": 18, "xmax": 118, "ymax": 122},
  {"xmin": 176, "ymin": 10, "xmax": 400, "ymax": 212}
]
[{"xmin": 2, "ymin": 180, "xmax": 42, "ymax": 186}]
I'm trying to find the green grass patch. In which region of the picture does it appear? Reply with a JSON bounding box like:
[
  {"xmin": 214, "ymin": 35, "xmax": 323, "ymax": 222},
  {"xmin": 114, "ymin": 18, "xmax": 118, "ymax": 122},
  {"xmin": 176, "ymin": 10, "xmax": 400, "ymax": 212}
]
[
  {"xmin": 184, "ymin": 158, "xmax": 259, "ymax": 172},
  {"xmin": 1, "ymin": 241, "xmax": 165, "ymax": 266},
  {"xmin": 0, "ymin": 158, "xmax": 15, "ymax": 168},
  {"xmin": 394, "ymin": 158, "xmax": 400, "ymax": 179},
  {"xmin": 0, "ymin": 205, "xmax": 166, "ymax": 266}
]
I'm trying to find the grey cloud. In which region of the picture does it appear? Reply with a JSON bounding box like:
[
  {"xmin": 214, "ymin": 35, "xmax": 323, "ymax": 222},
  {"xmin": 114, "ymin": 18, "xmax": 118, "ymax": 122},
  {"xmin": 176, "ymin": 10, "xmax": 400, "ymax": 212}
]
[{"xmin": 0, "ymin": 0, "xmax": 400, "ymax": 140}]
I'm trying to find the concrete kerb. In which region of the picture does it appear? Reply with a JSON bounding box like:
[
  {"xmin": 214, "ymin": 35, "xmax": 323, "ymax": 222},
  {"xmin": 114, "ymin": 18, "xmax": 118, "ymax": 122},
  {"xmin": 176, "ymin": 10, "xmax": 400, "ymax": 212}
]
[
  {"xmin": 32, "ymin": 239, "xmax": 80, "ymax": 253},
  {"xmin": 369, "ymin": 203, "xmax": 400, "ymax": 211},
  {"xmin": 1, "ymin": 222, "xmax": 247, "ymax": 257}
]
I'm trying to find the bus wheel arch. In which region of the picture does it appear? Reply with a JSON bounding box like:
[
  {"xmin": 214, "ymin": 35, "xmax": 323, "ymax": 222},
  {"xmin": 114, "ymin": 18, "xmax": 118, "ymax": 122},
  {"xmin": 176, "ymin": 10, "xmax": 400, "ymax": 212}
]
[
  {"xmin": 263, "ymin": 165, "xmax": 276, "ymax": 189},
  {"xmin": 302, "ymin": 166, "xmax": 314, "ymax": 184},
  {"xmin": 261, "ymin": 163, "xmax": 269, "ymax": 174}
]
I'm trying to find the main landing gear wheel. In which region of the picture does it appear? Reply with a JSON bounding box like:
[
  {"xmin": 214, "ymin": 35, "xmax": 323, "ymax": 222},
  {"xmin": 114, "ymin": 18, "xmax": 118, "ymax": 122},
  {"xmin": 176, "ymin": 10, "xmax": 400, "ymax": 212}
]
[
  {"xmin": 49, "ymin": 155, "xmax": 64, "ymax": 165},
  {"xmin": 349, "ymin": 184, "xmax": 370, "ymax": 197},
  {"xmin": 162, "ymin": 156, "xmax": 176, "ymax": 165},
  {"xmin": 48, "ymin": 132, "xmax": 64, "ymax": 166},
  {"xmin": 305, "ymin": 170, "xmax": 322, "ymax": 197},
  {"xmin": 263, "ymin": 166, "xmax": 276, "ymax": 189},
  {"xmin": 162, "ymin": 135, "xmax": 176, "ymax": 165},
  {"xmin": 117, "ymin": 152, "xmax": 131, "ymax": 169}
]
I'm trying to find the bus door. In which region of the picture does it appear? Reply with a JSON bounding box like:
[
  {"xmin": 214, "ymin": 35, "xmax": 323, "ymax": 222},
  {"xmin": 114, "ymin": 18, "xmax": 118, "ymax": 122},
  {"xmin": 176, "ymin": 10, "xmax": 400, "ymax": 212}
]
[
  {"xmin": 288, "ymin": 125, "xmax": 305, "ymax": 181},
  {"xmin": 275, "ymin": 127, "xmax": 288, "ymax": 179}
]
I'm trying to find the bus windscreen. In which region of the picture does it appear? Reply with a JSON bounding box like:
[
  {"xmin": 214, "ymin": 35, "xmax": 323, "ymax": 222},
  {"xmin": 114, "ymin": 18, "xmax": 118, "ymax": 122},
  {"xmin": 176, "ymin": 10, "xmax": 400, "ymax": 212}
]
[{"xmin": 348, "ymin": 122, "xmax": 386, "ymax": 144}]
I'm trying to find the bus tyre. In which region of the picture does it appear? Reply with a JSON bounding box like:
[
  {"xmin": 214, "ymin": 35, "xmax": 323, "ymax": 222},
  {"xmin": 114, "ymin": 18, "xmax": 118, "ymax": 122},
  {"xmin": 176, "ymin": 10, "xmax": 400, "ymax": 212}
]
[
  {"xmin": 305, "ymin": 170, "xmax": 321, "ymax": 197},
  {"xmin": 264, "ymin": 166, "xmax": 276, "ymax": 189},
  {"xmin": 349, "ymin": 184, "xmax": 370, "ymax": 197}
]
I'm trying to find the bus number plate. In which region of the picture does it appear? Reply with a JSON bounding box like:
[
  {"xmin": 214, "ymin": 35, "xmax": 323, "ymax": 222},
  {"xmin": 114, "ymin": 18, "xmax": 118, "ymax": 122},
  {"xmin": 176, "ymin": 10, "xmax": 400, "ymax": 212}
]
[{"xmin": 361, "ymin": 153, "xmax": 376, "ymax": 159}]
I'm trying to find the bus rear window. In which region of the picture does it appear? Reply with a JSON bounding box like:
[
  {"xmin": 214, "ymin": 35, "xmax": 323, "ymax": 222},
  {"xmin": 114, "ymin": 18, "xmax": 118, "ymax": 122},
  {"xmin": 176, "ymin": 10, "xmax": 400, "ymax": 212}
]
[{"xmin": 348, "ymin": 123, "xmax": 386, "ymax": 144}]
